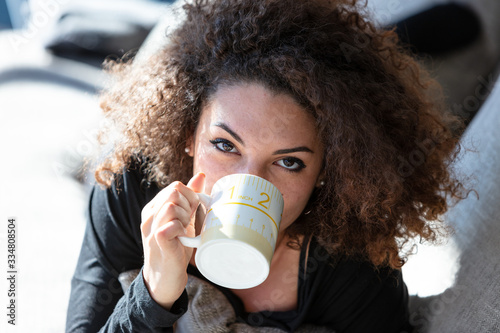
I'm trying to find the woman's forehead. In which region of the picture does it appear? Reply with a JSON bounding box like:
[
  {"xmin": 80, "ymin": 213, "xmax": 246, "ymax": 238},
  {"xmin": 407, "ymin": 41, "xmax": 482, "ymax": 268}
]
[{"xmin": 199, "ymin": 83, "xmax": 321, "ymax": 144}]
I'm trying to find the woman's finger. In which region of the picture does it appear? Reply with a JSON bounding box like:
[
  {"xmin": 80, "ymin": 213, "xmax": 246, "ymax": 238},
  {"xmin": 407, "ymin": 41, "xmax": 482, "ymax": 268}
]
[
  {"xmin": 154, "ymin": 219, "xmax": 187, "ymax": 244},
  {"xmin": 141, "ymin": 173, "xmax": 206, "ymax": 240},
  {"xmin": 153, "ymin": 201, "xmax": 191, "ymax": 229},
  {"xmin": 153, "ymin": 181, "xmax": 202, "ymax": 214}
]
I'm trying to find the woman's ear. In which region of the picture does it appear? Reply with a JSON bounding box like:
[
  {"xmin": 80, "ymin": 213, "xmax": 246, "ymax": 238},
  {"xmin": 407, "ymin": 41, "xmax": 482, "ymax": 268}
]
[
  {"xmin": 315, "ymin": 171, "xmax": 326, "ymax": 187},
  {"xmin": 185, "ymin": 136, "xmax": 195, "ymax": 157}
]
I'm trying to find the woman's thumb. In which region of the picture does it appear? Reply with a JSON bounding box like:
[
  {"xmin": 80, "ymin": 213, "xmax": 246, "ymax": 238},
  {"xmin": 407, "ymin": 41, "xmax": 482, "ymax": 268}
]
[{"xmin": 187, "ymin": 172, "xmax": 206, "ymax": 194}]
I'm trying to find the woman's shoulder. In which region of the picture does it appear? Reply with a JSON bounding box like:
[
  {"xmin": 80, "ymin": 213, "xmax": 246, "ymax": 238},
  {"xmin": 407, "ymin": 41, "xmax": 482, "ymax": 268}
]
[
  {"xmin": 89, "ymin": 160, "xmax": 162, "ymax": 241},
  {"xmin": 301, "ymin": 236, "xmax": 410, "ymax": 332},
  {"xmin": 302, "ymin": 236, "xmax": 404, "ymax": 290},
  {"xmin": 96, "ymin": 159, "xmax": 161, "ymax": 205}
]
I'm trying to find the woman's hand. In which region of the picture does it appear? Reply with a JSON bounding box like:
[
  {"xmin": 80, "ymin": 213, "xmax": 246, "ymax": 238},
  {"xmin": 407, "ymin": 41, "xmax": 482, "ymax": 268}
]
[{"xmin": 140, "ymin": 172, "xmax": 206, "ymax": 310}]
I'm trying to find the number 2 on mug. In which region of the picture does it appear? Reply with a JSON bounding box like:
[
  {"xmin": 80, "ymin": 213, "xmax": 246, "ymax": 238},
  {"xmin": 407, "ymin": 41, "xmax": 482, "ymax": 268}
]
[{"xmin": 258, "ymin": 192, "xmax": 270, "ymax": 210}]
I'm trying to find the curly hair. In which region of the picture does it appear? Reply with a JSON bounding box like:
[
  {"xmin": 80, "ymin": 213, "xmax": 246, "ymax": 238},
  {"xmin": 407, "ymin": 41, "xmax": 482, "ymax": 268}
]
[{"xmin": 96, "ymin": 0, "xmax": 469, "ymax": 269}]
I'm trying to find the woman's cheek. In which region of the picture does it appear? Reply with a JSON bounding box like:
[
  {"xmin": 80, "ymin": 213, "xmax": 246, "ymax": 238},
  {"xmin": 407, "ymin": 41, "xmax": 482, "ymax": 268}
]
[
  {"xmin": 193, "ymin": 150, "xmax": 234, "ymax": 194},
  {"xmin": 279, "ymin": 180, "xmax": 316, "ymax": 230},
  {"xmin": 280, "ymin": 200, "xmax": 306, "ymax": 230}
]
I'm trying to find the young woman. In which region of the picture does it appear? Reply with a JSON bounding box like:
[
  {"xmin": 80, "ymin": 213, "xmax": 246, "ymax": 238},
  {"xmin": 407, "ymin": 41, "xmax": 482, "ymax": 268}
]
[{"xmin": 66, "ymin": 0, "xmax": 467, "ymax": 332}]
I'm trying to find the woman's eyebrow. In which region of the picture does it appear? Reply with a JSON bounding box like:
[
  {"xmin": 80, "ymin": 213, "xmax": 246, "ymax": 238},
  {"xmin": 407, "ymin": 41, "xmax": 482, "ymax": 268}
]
[
  {"xmin": 273, "ymin": 147, "xmax": 313, "ymax": 155},
  {"xmin": 213, "ymin": 123, "xmax": 245, "ymax": 145},
  {"xmin": 212, "ymin": 122, "xmax": 313, "ymax": 154}
]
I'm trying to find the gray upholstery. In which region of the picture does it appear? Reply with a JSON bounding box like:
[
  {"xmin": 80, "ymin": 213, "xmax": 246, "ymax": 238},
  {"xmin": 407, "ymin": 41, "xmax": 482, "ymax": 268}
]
[{"xmin": 409, "ymin": 76, "xmax": 500, "ymax": 333}]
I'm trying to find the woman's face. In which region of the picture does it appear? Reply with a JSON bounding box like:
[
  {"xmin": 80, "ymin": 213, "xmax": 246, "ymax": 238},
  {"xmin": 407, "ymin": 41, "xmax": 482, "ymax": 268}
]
[{"xmin": 189, "ymin": 83, "xmax": 324, "ymax": 232}]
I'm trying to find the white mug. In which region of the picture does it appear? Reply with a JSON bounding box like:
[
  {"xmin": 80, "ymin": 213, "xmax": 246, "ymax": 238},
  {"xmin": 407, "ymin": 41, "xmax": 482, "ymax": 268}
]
[{"xmin": 178, "ymin": 174, "xmax": 284, "ymax": 289}]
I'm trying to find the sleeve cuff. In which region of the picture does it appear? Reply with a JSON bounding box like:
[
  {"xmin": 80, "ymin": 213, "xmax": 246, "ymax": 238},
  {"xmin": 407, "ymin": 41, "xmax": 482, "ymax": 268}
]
[{"xmin": 126, "ymin": 268, "xmax": 188, "ymax": 328}]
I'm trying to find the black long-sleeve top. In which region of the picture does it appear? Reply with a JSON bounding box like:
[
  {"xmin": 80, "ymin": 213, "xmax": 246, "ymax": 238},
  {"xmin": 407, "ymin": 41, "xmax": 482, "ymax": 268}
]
[{"xmin": 66, "ymin": 166, "xmax": 412, "ymax": 332}]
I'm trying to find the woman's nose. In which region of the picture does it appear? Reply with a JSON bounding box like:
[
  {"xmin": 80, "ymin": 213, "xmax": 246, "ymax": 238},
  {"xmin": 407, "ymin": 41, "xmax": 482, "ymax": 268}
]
[{"xmin": 237, "ymin": 163, "xmax": 268, "ymax": 181}]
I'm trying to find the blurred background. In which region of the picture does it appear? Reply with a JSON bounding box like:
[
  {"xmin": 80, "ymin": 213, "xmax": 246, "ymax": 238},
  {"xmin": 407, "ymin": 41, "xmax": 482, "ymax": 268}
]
[{"xmin": 0, "ymin": 0, "xmax": 499, "ymax": 331}]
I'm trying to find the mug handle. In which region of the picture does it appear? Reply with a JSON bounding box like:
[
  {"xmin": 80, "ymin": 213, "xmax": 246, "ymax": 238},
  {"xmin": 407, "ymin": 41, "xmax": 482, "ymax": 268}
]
[{"xmin": 178, "ymin": 193, "xmax": 211, "ymax": 248}]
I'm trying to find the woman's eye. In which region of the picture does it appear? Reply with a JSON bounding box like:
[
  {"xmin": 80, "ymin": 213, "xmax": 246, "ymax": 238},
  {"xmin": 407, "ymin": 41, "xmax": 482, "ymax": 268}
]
[
  {"xmin": 209, "ymin": 139, "xmax": 238, "ymax": 153},
  {"xmin": 275, "ymin": 157, "xmax": 306, "ymax": 172}
]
